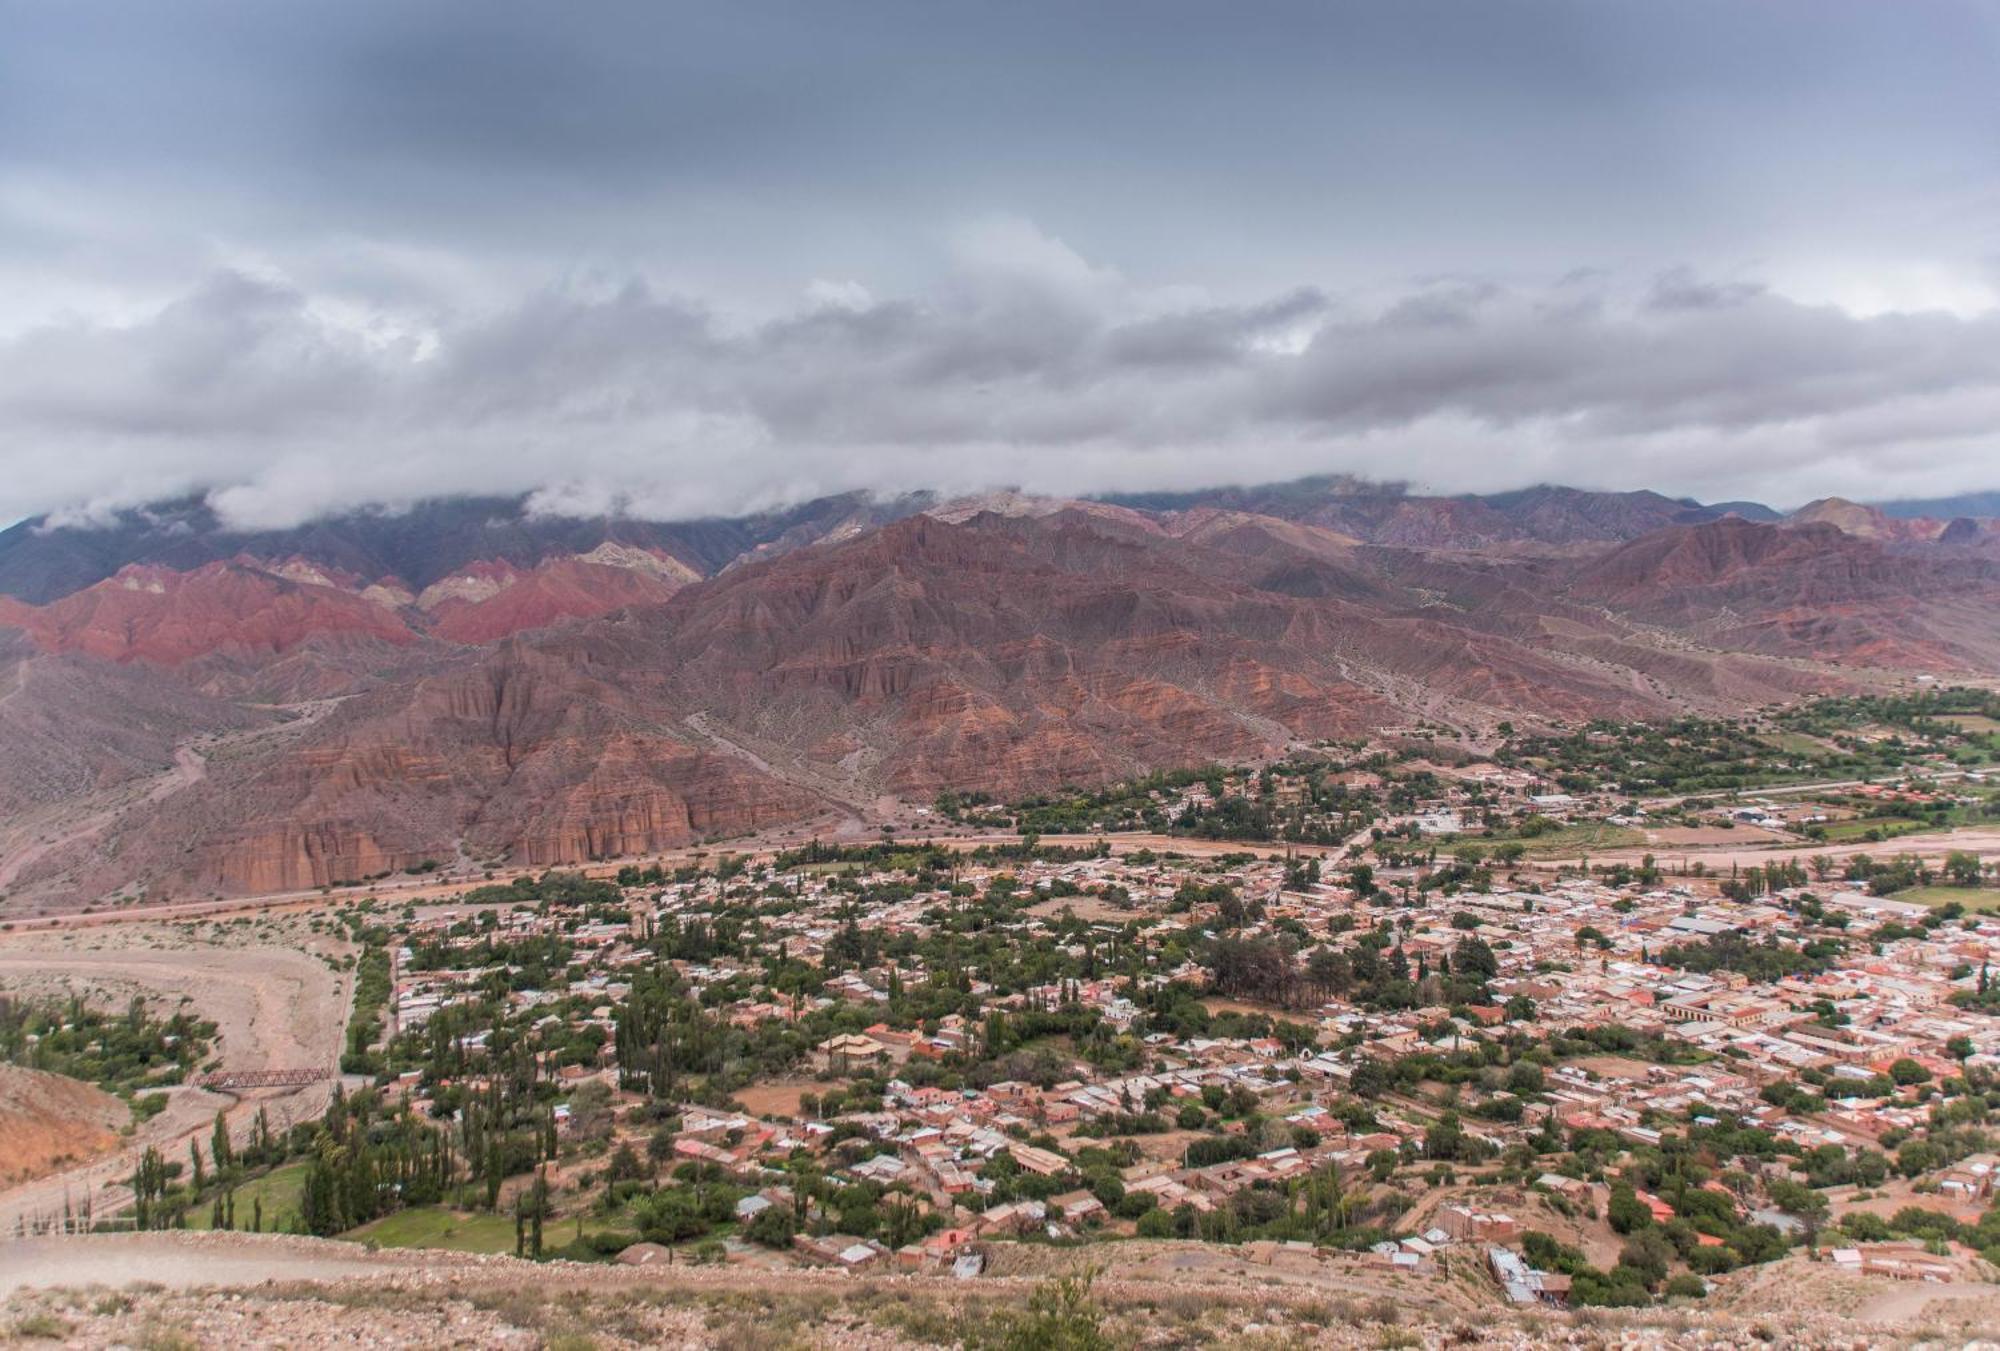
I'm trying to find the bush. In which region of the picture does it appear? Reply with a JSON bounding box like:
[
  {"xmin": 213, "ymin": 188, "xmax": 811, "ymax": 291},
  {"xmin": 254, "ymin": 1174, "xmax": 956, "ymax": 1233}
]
[
  {"xmin": 1112, "ymin": 1191, "xmax": 1156, "ymax": 1220},
  {"xmin": 1686, "ymin": 1243, "xmax": 1739, "ymax": 1275},
  {"xmin": 996, "ymin": 1271, "xmax": 1113, "ymax": 1351},
  {"xmin": 746, "ymin": 1206, "xmax": 798, "ymax": 1249},
  {"xmin": 1664, "ymin": 1273, "xmax": 1707, "ymax": 1299}
]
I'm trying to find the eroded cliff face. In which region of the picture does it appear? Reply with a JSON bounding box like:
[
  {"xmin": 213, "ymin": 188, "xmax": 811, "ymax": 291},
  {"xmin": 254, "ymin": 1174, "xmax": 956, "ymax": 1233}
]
[
  {"xmin": 494, "ymin": 736, "xmax": 816, "ymax": 867},
  {"xmin": 31, "ymin": 638, "xmax": 823, "ymax": 898},
  {"xmin": 198, "ymin": 824, "xmax": 411, "ymax": 894},
  {"xmin": 183, "ymin": 748, "xmax": 810, "ymax": 892}
]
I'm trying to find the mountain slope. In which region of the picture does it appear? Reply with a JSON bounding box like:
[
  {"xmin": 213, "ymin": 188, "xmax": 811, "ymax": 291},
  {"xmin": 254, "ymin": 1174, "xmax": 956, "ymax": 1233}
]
[
  {"xmin": 9, "ymin": 511, "xmax": 1708, "ymax": 899},
  {"xmin": 1, "ymin": 487, "xmax": 1996, "ymax": 907},
  {"xmin": 1564, "ymin": 518, "xmax": 2000, "ymax": 669}
]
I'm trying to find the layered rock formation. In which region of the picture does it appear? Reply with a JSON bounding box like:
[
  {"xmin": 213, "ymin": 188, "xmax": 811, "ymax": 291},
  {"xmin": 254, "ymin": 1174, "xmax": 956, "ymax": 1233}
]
[
  {"xmin": 0, "ymin": 478, "xmax": 1996, "ymax": 906},
  {"xmin": 1564, "ymin": 518, "xmax": 2000, "ymax": 670}
]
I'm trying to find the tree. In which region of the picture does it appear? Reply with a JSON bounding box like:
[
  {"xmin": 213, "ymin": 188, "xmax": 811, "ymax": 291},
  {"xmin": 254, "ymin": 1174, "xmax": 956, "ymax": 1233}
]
[
  {"xmin": 1452, "ymin": 936, "xmax": 1498, "ymax": 982},
  {"xmin": 1888, "ymin": 1057, "xmax": 1931, "ymax": 1086},
  {"xmin": 1619, "ymin": 1228, "xmax": 1676, "ymax": 1287},
  {"xmin": 1607, "ymin": 1181, "xmax": 1649, "ymax": 1234},
  {"xmin": 1424, "ymin": 1111, "xmax": 1467, "ymax": 1161},
  {"xmin": 747, "ymin": 1205, "xmax": 797, "ymax": 1249},
  {"xmin": 605, "ymin": 1143, "xmax": 647, "ymax": 1184},
  {"xmin": 1896, "ymin": 1139, "xmax": 1941, "ymax": 1179},
  {"xmin": 1767, "ymin": 1178, "xmax": 1828, "ymax": 1243}
]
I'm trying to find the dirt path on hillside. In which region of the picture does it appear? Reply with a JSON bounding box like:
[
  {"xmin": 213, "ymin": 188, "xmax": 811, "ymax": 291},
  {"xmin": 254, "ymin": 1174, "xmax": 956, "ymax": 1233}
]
[
  {"xmin": 0, "ymin": 746, "xmax": 213, "ymax": 895},
  {"xmin": 0, "ymin": 698, "xmax": 346, "ymax": 909},
  {"xmin": 7, "ymin": 1232, "xmax": 1997, "ymax": 1349},
  {"xmin": 1852, "ymin": 1280, "xmax": 2000, "ymax": 1324}
]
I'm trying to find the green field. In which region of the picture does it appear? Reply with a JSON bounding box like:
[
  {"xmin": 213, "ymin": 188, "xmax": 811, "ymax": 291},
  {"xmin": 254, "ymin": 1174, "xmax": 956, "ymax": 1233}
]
[
  {"xmin": 1941, "ymin": 715, "xmax": 2000, "ymax": 734},
  {"xmin": 1504, "ymin": 822, "xmax": 1645, "ymax": 859},
  {"xmin": 344, "ymin": 1206, "xmax": 522, "ymax": 1253},
  {"xmin": 342, "ymin": 1204, "xmax": 636, "ymax": 1255},
  {"xmin": 1763, "ymin": 731, "xmax": 1834, "ymax": 758},
  {"xmin": 1891, "ymin": 886, "xmax": 2000, "ymax": 912},
  {"xmin": 1816, "ymin": 817, "xmax": 1924, "ymax": 843},
  {"xmin": 188, "ymin": 1162, "xmax": 307, "ymax": 1233}
]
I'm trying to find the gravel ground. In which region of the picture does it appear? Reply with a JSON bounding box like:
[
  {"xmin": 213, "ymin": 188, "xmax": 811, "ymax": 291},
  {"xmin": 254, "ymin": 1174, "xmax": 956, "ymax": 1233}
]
[{"xmin": 3, "ymin": 1234, "xmax": 1999, "ymax": 1349}]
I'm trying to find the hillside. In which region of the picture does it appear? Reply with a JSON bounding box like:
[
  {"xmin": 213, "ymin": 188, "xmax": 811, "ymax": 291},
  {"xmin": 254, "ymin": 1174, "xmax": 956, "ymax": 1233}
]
[{"xmin": 0, "ymin": 1065, "xmax": 126, "ymax": 1189}]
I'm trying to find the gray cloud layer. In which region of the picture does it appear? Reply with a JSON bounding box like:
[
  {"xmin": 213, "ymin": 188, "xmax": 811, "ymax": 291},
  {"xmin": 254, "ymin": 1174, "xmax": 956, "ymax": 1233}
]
[
  {"xmin": 3, "ymin": 2, "xmax": 1999, "ymax": 523},
  {"xmin": 5, "ymin": 244, "xmax": 1999, "ymax": 528}
]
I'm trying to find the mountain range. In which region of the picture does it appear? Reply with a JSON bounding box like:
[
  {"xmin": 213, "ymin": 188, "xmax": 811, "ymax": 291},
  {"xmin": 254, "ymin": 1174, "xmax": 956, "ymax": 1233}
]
[{"xmin": 1, "ymin": 479, "xmax": 1995, "ymax": 908}]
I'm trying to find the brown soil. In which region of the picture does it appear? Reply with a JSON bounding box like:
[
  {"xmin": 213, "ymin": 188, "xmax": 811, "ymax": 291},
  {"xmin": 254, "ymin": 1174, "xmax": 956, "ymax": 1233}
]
[
  {"xmin": 0, "ymin": 1065, "xmax": 125, "ymax": 1188},
  {"xmin": 1642, "ymin": 824, "xmax": 1791, "ymax": 847},
  {"xmin": 733, "ymin": 1079, "xmax": 826, "ymax": 1119},
  {"xmin": 1023, "ymin": 895, "xmax": 1140, "ymax": 921},
  {"xmin": 1200, "ymin": 994, "xmax": 1291, "ymax": 1018},
  {"xmin": 1563, "ymin": 1055, "xmax": 1659, "ymax": 1080}
]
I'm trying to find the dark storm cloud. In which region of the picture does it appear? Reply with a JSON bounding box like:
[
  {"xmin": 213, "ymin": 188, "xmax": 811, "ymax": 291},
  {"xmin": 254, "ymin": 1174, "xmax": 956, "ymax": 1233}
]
[{"xmin": 1, "ymin": 1, "xmax": 1998, "ymax": 522}]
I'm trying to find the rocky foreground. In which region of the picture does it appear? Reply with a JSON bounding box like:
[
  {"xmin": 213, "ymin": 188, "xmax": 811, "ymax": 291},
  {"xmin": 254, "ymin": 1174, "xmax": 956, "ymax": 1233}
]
[{"xmin": 3, "ymin": 1233, "xmax": 1998, "ymax": 1349}]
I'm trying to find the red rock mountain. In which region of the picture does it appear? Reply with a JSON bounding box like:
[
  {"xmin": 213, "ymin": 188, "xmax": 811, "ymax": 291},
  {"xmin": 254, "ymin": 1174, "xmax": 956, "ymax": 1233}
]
[
  {"xmin": 1563, "ymin": 518, "xmax": 2000, "ymax": 670},
  {"xmin": 421, "ymin": 551, "xmax": 694, "ymax": 643},
  {"xmin": 0, "ymin": 482, "xmax": 1995, "ymax": 906},
  {"xmin": 11, "ymin": 562, "xmax": 417, "ymax": 665}
]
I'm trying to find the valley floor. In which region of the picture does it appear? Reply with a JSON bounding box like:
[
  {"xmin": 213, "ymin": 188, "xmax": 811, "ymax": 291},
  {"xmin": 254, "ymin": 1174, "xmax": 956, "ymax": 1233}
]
[{"xmin": 0, "ymin": 916, "xmax": 354, "ymax": 1235}]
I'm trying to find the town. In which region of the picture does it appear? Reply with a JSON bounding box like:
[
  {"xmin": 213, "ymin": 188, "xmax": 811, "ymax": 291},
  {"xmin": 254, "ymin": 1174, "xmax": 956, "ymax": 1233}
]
[{"xmin": 8, "ymin": 689, "xmax": 2000, "ymax": 1327}]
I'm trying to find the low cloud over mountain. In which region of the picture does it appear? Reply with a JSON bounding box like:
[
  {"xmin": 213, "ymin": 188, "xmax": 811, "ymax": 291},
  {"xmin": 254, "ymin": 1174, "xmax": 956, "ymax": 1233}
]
[{"xmin": 8, "ymin": 251, "xmax": 2000, "ymax": 530}]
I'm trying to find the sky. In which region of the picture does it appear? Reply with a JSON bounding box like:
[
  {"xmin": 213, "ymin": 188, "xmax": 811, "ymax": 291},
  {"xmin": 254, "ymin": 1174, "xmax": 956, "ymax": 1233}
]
[{"xmin": 3, "ymin": 1, "xmax": 1999, "ymax": 528}]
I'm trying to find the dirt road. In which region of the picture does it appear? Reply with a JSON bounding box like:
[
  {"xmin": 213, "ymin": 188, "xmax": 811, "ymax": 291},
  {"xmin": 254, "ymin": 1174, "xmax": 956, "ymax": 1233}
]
[
  {"xmin": 1541, "ymin": 825, "xmax": 2000, "ymax": 873},
  {"xmin": 0, "ymin": 1233, "xmax": 442, "ymax": 1297}
]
